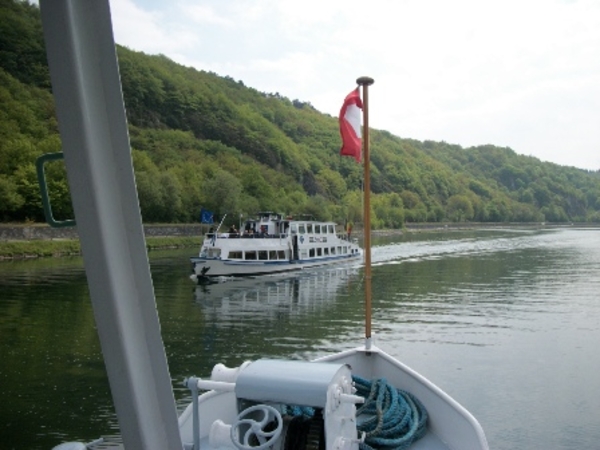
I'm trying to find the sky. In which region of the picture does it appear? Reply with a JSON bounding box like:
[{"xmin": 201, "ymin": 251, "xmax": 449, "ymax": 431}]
[{"xmin": 107, "ymin": 0, "xmax": 600, "ymax": 171}]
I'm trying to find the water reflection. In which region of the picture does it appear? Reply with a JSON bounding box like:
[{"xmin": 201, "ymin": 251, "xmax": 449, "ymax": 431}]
[
  {"xmin": 194, "ymin": 267, "xmax": 361, "ymax": 319},
  {"xmin": 164, "ymin": 266, "xmax": 366, "ymax": 379}
]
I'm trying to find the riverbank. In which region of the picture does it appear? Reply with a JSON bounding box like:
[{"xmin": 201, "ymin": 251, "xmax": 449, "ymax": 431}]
[
  {"xmin": 0, "ymin": 236, "xmax": 201, "ymax": 260},
  {"xmin": 1, "ymin": 222, "xmax": 594, "ymax": 260},
  {"xmin": 0, "ymin": 223, "xmax": 206, "ymax": 241},
  {"xmin": 0, "ymin": 224, "xmax": 206, "ymax": 260}
]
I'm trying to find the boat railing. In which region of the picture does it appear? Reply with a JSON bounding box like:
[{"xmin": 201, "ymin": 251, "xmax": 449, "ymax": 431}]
[
  {"xmin": 204, "ymin": 232, "xmax": 356, "ymax": 242},
  {"xmin": 205, "ymin": 232, "xmax": 289, "ymax": 240}
]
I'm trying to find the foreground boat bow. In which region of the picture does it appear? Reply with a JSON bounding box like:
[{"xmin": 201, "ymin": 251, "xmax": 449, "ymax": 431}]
[{"xmin": 177, "ymin": 345, "xmax": 487, "ymax": 450}]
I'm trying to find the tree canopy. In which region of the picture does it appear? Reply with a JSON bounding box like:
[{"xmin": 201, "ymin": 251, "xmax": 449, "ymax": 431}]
[{"xmin": 1, "ymin": 0, "xmax": 599, "ymax": 227}]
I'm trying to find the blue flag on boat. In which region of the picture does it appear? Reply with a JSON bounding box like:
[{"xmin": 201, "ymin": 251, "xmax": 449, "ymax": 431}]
[{"xmin": 200, "ymin": 208, "xmax": 214, "ymax": 224}]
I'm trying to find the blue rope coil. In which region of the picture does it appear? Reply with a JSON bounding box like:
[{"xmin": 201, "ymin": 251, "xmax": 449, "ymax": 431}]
[
  {"xmin": 281, "ymin": 376, "xmax": 428, "ymax": 450},
  {"xmin": 353, "ymin": 375, "xmax": 428, "ymax": 450}
]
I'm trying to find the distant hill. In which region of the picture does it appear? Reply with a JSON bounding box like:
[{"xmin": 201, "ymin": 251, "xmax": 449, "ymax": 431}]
[{"xmin": 1, "ymin": 0, "xmax": 599, "ymax": 226}]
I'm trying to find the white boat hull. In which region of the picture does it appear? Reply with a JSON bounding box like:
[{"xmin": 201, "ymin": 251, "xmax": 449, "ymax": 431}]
[{"xmin": 191, "ymin": 252, "xmax": 362, "ymax": 280}]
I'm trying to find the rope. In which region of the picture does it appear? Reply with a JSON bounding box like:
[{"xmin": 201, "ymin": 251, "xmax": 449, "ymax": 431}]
[
  {"xmin": 353, "ymin": 376, "xmax": 428, "ymax": 450},
  {"xmin": 281, "ymin": 376, "xmax": 428, "ymax": 450},
  {"xmin": 281, "ymin": 404, "xmax": 315, "ymax": 419}
]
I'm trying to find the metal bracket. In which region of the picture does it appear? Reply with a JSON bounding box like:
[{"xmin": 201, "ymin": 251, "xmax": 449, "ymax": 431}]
[{"xmin": 35, "ymin": 152, "xmax": 76, "ymax": 228}]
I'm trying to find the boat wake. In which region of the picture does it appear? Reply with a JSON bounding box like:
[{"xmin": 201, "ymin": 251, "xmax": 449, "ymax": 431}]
[{"xmin": 371, "ymin": 230, "xmax": 560, "ymax": 266}]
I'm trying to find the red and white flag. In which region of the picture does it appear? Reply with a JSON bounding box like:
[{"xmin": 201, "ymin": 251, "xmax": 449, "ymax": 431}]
[{"xmin": 339, "ymin": 88, "xmax": 363, "ymax": 162}]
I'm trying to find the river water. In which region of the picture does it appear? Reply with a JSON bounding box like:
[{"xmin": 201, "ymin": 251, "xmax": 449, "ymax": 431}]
[{"xmin": 1, "ymin": 227, "xmax": 599, "ymax": 449}]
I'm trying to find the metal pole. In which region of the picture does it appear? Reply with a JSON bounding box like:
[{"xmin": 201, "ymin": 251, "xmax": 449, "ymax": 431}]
[
  {"xmin": 357, "ymin": 76, "xmax": 374, "ymax": 349},
  {"xmin": 39, "ymin": 1, "xmax": 182, "ymax": 448}
]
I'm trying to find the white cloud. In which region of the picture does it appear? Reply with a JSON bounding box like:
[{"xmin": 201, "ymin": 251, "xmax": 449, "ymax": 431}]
[
  {"xmin": 180, "ymin": 3, "xmax": 234, "ymax": 27},
  {"xmin": 110, "ymin": 0, "xmax": 199, "ymax": 54}
]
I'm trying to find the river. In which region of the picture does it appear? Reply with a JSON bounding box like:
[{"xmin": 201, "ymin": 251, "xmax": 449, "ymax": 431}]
[{"xmin": 1, "ymin": 227, "xmax": 599, "ymax": 449}]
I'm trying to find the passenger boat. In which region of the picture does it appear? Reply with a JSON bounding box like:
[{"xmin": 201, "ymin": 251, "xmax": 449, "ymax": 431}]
[
  {"xmin": 41, "ymin": 1, "xmax": 488, "ymax": 449},
  {"xmin": 190, "ymin": 212, "xmax": 362, "ymax": 282}
]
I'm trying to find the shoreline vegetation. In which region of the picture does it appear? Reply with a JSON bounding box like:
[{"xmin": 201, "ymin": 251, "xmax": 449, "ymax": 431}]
[
  {"xmin": 1, "ymin": 222, "xmax": 596, "ymax": 260},
  {"xmin": 0, "ymin": 235, "xmax": 203, "ymax": 260}
]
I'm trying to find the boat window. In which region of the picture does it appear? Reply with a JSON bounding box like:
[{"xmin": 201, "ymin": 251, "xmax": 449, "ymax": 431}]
[
  {"xmin": 269, "ymin": 250, "xmax": 278, "ymax": 260},
  {"xmin": 307, "ymin": 224, "xmax": 313, "ymax": 234},
  {"xmin": 343, "ymin": 246, "xmax": 347, "ymax": 253},
  {"xmin": 309, "ymin": 248, "xmax": 315, "ymax": 257},
  {"xmin": 328, "ymin": 225, "xmax": 335, "ymax": 234},
  {"xmin": 317, "ymin": 248, "xmax": 322, "ymax": 256},
  {"xmin": 298, "ymin": 224, "xmax": 305, "ymax": 234},
  {"xmin": 314, "ymin": 224, "xmax": 321, "ymax": 234},
  {"xmin": 324, "ymin": 248, "xmax": 329, "ymax": 255},
  {"xmin": 322, "ymin": 237, "xmax": 327, "ymax": 243},
  {"xmin": 208, "ymin": 249, "xmax": 221, "ymax": 258},
  {"xmin": 278, "ymin": 250, "xmax": 286, "ymax": 259},
  {"xmin": 258, "ymin": 251, "xmax": 268, "ymax": 260},
  {"xmin": 245, "ymin": 251, "xmax": 257, "ymax": 260},
  {"xmin": 331, "ymin": 247, "xmax": 336, "ymax": 255},
  {"xmin": 337, "ymin": 246, "xmax": 342, "ymax": 254},
  {"xmin": 229, "ymin": 251, "xmax": 243, "ymax": 259}
]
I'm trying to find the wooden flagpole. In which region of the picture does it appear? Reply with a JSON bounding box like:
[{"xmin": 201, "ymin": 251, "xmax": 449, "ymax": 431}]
[{"xmin": 357, "ymin": 76, "xmax": 374, "ymax": 349}]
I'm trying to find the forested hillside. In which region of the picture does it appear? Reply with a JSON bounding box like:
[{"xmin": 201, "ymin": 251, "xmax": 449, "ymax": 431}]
[{"xmin": 1, "ymin": 0, "xmax": 599, "ymax": 227}]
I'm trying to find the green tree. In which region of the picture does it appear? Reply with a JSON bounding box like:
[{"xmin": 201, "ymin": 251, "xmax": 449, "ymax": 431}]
[
  {"xmin": 204, "ymin": 170, "xmax": 243, "ymax": 218},
  {"xmin": 13, "ymin": 163, "xmax": 43, "ymax": 221},
  {"xmin": 315, "ymin": 168, "xmax": 347, "ymax": 201},
  {"xmin": 447, "ymin": 195, "xmax": 474, "ymax": 222},
  {"xmin": 0, "ymin": 175, "xmax": 24, "ymax": 218}
]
